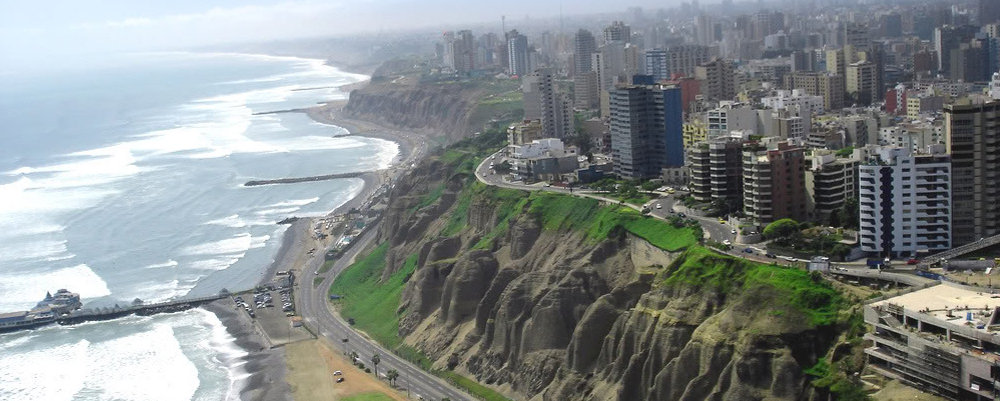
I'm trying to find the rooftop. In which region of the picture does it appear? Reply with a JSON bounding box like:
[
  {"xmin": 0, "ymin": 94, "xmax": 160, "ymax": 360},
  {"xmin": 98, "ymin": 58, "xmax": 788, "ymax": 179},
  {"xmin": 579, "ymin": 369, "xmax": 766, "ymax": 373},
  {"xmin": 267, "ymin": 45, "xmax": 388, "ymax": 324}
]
[{"xmin": 873, "ymin": 284, "xmax": 1000, "ymax": 333}]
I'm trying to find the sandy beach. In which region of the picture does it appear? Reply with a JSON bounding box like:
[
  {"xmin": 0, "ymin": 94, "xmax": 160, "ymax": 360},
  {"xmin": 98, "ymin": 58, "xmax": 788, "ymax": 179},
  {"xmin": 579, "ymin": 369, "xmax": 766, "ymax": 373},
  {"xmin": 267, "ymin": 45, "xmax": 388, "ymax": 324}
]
[{"xmin": 202, "ymin": 76, "xmax": 431, "ymax": 400}]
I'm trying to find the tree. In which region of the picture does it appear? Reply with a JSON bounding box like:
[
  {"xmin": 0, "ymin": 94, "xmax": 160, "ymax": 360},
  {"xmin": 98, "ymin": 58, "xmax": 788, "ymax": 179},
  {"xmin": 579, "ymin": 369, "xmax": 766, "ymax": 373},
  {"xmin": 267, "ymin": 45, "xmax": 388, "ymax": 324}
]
[
  {"xmin": 831, "ymin": 243, "xmax": 852, "ymax": 261},
  {"xmin": 763, "ymin": 218, "xmax": 800, "ymax": 239},
  {"xmin": 386, "ymin": 369, "xmax": 399, "ymax": 387},
  {"xmin": 494, "ymin": 160, "xmax": 512, "ymax": 174},
  {"xmin": 836, "ymin": 197, "xmax": 859, "ymax": 229},
  {"xmin": 371, "ymin": 353, "xmax": 381, "ymax": 378},
  {"xmin": 349, "ymin": 351, "xmax": 359, "ymax": 365}
]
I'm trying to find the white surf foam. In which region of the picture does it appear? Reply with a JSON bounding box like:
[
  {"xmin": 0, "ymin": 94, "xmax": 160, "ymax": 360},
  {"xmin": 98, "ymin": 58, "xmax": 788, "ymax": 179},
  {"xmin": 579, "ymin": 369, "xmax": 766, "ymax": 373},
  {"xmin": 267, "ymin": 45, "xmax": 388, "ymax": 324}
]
[
  {"xmin": 83, "ymin": 321, "xmax": 200, "ymax": 401},
  {"xmin": 0, "ymin": 264, "xmax": 110, "ymax": 311},
  {"xmin": 181, "ymin": 233, "xmax": 252, "ymax": 256},
  {"xmin": 145, "ymin": 259, "xmax": 179, "ymax": 269},
  {"xmin": 203, "ymin": 214, "xmax": 247, "ymax": 228}
]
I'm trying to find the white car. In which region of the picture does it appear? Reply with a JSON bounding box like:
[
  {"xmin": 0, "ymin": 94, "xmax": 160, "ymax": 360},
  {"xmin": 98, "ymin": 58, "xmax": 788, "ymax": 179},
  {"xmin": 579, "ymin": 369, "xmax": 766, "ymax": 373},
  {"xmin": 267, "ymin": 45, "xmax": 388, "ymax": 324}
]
[
  {"xmin": 333, "ymin": 370, "xmax": 342, "ymax": 376},
  {"xmin": 655, "ymin": 203, "xmax": 662, "ymax": 209},
  {"xmin": 723, "ymin": 240, "xmax": 732, "ymax": 246}
]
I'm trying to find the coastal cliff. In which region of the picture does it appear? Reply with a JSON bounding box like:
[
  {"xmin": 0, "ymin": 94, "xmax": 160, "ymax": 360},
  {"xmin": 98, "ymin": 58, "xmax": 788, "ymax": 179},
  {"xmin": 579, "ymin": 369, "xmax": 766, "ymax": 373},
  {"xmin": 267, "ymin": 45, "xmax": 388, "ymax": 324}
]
[
  {"xmin": 342, "ymin": 66, "xmax": 522, "ymax": 143},
  {"xmin": 329, "ymin": 132, "xmax": 858, "ymax": 401}
]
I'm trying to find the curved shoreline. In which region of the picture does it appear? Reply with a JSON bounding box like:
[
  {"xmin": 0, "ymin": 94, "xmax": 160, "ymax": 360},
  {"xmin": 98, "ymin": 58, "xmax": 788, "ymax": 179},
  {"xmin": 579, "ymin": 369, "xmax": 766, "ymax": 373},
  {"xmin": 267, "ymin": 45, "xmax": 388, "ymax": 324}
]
[{"xmin": 209, "ymin": 77, "xmax": 431, "ymax": 401}]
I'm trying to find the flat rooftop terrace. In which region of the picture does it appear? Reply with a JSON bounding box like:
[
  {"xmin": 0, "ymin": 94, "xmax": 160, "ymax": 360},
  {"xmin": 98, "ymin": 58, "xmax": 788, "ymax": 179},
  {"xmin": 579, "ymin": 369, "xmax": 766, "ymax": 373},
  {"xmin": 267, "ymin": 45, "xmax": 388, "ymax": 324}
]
[{"xmin": 873, "ymin": 284, "xmax": 1000, "ymax": 333}]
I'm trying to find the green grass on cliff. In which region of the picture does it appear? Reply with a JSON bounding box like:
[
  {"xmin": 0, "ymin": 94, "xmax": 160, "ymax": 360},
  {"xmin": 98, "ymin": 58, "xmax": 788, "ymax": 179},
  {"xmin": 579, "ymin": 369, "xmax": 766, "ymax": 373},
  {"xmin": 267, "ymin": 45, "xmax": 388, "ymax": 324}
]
[
  {"xmin": 329, "ymin": 244, "xmax": 418, "ymax": 349},
  {"xmin": 662, "ymin": 247, "xmax": 843, "ymax": 326},
  {"xmin": 526, "ymin": 192, "xmax": 699, "ymax": 252}
]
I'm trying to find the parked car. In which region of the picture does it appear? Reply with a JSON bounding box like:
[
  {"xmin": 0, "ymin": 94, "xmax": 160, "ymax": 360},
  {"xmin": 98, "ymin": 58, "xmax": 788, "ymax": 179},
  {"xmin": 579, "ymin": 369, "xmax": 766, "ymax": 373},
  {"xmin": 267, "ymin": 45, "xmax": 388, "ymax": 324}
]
[
  {"xmin": 907, "ymin": 258, "xmax": 919, "ymax": 265},
  {"xmin": 655, "ymin": 203, "xmax": 662, "ymax": 209},
  {"xmin": 743, "ymin": 248, "xmax": 753, "ymax": 254},
  {"xmin": 765, "ymin": 253, "xmax": 776, "ymax": 259}
]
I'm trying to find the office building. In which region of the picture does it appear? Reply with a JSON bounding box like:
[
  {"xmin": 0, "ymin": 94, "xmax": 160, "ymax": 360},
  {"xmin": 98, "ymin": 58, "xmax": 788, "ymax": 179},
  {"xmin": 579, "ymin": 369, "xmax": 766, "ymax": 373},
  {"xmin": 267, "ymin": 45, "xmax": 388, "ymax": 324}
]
[
  {"xmin": 945, "ymin": 100, "xmax": 1000, "ymax": 246},
  {"xmin": 857, "ymin": 146, "xmax": 951, "ymax": 257},
  {"xmin": 742, "ymin": 141, "xmax": 808, "ymax": 224},
  {"xmin": 610, "ymin": 83, "xmax": 684, "ymax": 179}
]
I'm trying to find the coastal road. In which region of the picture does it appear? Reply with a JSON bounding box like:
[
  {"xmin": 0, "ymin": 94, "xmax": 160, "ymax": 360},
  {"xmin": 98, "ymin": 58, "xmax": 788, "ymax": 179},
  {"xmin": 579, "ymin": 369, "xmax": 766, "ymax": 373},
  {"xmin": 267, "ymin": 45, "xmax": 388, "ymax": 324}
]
[
  {"xmin": 475, "ymin": 151, "xmax": 737, "ymax": 244},
  {"xmin": 298, "ymin": 226, "xmax": 473, "ymax": 401}
]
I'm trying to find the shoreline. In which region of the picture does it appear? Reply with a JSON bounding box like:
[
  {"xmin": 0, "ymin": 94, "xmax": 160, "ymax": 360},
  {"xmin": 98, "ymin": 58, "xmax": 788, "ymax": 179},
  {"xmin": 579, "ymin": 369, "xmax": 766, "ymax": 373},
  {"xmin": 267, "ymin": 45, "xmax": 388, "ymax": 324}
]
[{"xmin": 205, "ymin": 73, "xmax": 431, "ymax": 401}]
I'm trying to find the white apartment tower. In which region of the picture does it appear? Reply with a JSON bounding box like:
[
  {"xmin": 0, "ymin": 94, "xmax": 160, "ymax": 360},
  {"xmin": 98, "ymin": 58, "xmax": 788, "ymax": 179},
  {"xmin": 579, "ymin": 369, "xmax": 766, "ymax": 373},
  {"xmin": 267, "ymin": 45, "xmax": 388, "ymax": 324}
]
[{"xmin": 858, "ymin": 147, "xmax": 951, "ymax": 258}]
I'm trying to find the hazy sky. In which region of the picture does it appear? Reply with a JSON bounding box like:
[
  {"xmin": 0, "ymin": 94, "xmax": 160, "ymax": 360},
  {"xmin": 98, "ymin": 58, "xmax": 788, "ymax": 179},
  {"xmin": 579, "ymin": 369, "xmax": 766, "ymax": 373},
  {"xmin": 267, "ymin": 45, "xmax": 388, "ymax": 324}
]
[{"xmin": 1, "ymin": 0, "xmax": 683, "ymax": 66}]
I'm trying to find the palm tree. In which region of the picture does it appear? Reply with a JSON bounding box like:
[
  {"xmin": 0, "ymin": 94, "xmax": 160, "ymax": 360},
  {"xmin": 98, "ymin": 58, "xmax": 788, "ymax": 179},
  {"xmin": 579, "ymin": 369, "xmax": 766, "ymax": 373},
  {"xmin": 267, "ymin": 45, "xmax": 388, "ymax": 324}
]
[
  {"xmin": 371, "ymin": 353, "xmax": 381, "ymax": 378},
  {"xmin": 386, "ymin": 369, "xmax": 399, "ymax": 387}
]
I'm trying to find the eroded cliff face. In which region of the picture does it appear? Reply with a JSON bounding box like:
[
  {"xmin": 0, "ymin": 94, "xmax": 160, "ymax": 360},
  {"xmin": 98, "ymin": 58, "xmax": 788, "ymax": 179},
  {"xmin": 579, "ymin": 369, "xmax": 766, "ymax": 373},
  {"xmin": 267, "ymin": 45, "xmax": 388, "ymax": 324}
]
[
  {"xmin": 342, "ymin": 82, "xmax": 487, "ymax": 142},
  {"xmin": 372, "ymin": 159, "xmax": 840, "ymax": 401}
]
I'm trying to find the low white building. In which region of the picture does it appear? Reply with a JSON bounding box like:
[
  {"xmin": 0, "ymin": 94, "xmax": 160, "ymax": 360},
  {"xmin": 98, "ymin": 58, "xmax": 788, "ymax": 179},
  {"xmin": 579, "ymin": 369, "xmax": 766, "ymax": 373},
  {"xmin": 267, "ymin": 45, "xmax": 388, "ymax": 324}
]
[
  {"xmin": 761, "ymin": 89, "xmax": 825, "ymax": 115},
  {"xmin": 510, "ymin": 138, "xmax": 567, "ymax": 159},
  {"xmin": 857, "ymin": 146, "xmax": 951, "ymax": 258}
]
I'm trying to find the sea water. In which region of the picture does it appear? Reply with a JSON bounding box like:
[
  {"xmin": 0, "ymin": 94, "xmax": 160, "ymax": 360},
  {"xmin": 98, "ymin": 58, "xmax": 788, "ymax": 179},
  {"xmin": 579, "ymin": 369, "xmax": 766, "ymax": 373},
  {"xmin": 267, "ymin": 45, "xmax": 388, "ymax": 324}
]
[{"xmin": 0, "ymin": 52, "xmax": 397, "ymax": 400}]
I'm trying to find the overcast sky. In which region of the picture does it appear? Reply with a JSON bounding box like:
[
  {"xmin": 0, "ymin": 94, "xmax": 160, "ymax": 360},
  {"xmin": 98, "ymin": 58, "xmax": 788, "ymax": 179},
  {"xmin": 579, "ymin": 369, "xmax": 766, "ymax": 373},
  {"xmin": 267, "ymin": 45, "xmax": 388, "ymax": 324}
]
[{"xmin": 0, "ymin": 0, "xmax": 685, "ymax": 67}]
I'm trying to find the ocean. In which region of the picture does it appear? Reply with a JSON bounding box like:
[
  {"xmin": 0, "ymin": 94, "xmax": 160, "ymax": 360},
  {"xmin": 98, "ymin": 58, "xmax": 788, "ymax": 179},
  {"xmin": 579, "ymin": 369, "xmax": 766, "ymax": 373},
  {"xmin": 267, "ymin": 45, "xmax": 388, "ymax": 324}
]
[{"xmin": 0, "ymin": 52, "xmax": 397, "ymax": 400}]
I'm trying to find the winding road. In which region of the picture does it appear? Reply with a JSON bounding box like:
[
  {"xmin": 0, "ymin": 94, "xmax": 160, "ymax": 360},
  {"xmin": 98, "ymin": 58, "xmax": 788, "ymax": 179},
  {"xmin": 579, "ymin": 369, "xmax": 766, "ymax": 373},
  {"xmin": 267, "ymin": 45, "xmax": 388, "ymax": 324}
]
[{"xmin": 298, "ymin": 225, "xmax": 473, "ymax": 401}]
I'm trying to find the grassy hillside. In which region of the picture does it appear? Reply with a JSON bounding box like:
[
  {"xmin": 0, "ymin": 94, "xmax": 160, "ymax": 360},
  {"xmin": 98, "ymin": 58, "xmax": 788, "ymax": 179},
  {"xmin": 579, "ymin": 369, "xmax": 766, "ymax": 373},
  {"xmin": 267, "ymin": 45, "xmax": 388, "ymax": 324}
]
[
  {"xmin": 329, "ymin": 243, "xmax": 418, "ymax": 350},
  {"xmin": 663, "ymin": 246, "xmax": 844, "ymax": 327}
]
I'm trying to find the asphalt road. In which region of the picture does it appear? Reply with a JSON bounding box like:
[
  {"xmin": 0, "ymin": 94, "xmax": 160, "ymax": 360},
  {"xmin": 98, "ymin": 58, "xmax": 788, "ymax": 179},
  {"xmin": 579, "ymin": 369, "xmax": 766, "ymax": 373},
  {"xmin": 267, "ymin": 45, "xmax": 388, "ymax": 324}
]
[{"xmin": 298, "ymin": 227, "xmax": 473, "ymax": 401}]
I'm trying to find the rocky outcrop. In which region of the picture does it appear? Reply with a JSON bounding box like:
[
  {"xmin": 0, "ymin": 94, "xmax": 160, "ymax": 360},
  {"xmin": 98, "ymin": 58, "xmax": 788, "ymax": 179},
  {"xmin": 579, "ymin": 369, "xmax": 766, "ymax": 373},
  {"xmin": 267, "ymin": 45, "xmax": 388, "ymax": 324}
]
[{"xmin": 377, "ymin": 156, "xmax": 840, "ymax": 401}]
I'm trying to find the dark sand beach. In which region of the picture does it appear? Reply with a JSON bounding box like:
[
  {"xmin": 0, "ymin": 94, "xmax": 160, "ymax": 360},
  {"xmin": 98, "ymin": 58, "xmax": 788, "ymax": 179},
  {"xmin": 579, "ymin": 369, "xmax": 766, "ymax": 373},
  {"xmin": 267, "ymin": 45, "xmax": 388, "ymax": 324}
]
[{"xmin": 203, "ymin": 77, "xmax": 429, "ymax": 401}]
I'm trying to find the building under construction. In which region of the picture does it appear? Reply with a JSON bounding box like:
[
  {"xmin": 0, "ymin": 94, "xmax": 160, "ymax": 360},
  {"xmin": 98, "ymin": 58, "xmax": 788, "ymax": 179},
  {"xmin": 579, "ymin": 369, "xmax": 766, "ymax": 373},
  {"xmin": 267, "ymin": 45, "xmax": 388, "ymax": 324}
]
[{"xmin": 864, "ymin": 284, "xmax": 1000, "ymax": 400}]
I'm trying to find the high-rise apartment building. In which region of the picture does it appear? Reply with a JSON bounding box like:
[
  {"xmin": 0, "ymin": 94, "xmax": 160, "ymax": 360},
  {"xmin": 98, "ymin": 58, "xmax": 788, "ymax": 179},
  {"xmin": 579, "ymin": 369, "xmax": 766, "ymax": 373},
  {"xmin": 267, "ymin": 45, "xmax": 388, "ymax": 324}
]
[
  {"xmin": 694, "ymin": 58, "xmax": 736, "ymax": 102},
  {"xmin": 934, "ymin": 25, "xmax": 980, "ymax": 73},
  {"xmin": 667, "ymin": 45, "xmax": 710, "ymax": 78},
  {"xmin": 521, "ymin": 69, "xmax": 574, "ymax": 140},
  {"xmin": 806, "ymin": 150, "xmax": 858, "ymax": 224},
  {"xmin": 784, "ymin": 72, "xmax": 845, "ymax": 110},
  {"xmin": 846, "ymin": 60, "xmax": 878, "ymax": 106},
  {"xmin": 573, "ymin": 30, "xmax": 599, "ymax": 109},
  {"xmin": 610, "ymin": 83, "xmax": 684, "ymax": 179},
  {"xmin": 945, "ymin": 100, "xmax": 1000, "ymax": 246},
  {"xmin": 742, "ymin": 142, "xmax": 807, "ymax": 224},
  {"xmin": 644, "ymin": 49, "xmax": 669, "ymax": 82},
  {"xmin": 688, "ymin": 137, "xmax": 744, "ymax": 213},
  {"xmin": 857, "ymin": 147, "xmax": 951, "ymax": 257},
  {"xmin": 507, "ymin": 30, "xmax": 529, "ymax": 77},
  {"xmin": 603, "ymin": 21, "xmax": 631, "ymax": 44},
  {"xmin": 452, "ymin": 30, "xmax": 475, "ymax": 74}
]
